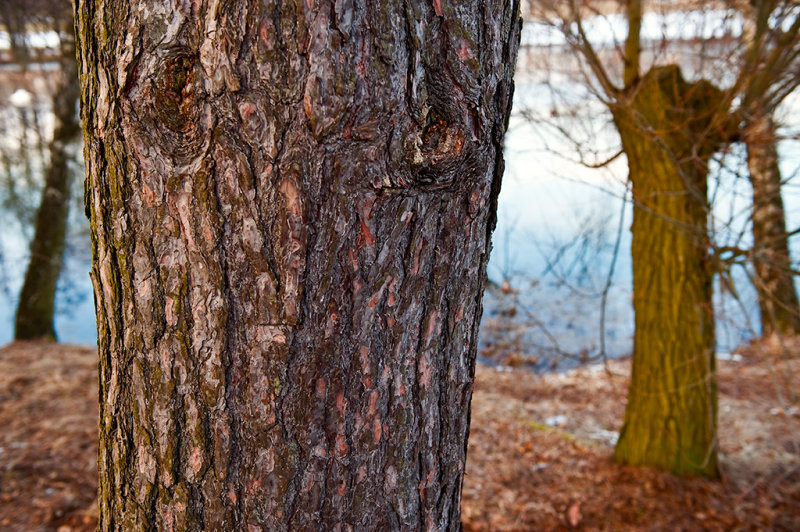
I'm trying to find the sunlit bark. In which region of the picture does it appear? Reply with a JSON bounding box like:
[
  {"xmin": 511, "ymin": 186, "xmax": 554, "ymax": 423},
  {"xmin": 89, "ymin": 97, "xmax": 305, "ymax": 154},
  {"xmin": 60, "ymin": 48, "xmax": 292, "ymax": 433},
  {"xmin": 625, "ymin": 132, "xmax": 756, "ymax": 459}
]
[
  {"xmin": 744, "ymin": 109, "xmax": 800, "ymax": 336},
  {"xmin": 612, "ymin": 66, "xmax": 724, "ymax": 477}
]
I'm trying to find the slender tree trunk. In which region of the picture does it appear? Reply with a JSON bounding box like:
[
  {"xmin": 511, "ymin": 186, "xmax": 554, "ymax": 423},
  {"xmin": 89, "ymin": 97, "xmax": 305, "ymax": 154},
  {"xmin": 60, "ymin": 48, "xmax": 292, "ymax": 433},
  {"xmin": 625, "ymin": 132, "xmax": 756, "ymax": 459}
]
[
  {"xmin": 76, "ymin": 0, "xmax": 520, "ymax": 529},
  {"xmin": 612, "ymin": 66, "xmax": 723, "ymax": 477},
  {"xmin": 0, "ymin": 4, "xmax": 30, "ymax": 70},
  {"xmin": 14, "ymin": 21, "xmax": 80, "ymax": 341},
  {"xmin": 744, "ymin": 108, "xmax": 800, "ymax": 336}
]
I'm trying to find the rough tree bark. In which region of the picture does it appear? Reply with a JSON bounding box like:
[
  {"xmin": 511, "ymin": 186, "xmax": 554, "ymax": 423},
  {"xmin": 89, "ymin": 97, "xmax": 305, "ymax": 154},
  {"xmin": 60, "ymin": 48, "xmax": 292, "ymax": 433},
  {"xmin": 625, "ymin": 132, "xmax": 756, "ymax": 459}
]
[
  {"xmin": 744, "ymin": 107, "xmax": 800, "ymax": 336},
  {"xmin": 14, "ymin": 18, "xmax": 80, "ymax": 340},
  {"xmin": 76, "ymin": 0, "xmax": 520, "ymax": 529},
  {"xmin": 611, "ymin": 65, "xmax": 724, "ymax": 477}
]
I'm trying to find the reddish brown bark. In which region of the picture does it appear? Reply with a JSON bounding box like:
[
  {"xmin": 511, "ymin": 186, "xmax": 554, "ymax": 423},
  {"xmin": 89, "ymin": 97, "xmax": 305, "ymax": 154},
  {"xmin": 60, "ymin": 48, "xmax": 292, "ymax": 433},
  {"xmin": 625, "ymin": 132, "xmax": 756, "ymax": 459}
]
[
  {"xmin": 76, "ymin": 0, "xmax": 520, "ymax": 529},
  {"xmin": 744, "ymin": 109, "xmax": 800, "ymax": 336}
]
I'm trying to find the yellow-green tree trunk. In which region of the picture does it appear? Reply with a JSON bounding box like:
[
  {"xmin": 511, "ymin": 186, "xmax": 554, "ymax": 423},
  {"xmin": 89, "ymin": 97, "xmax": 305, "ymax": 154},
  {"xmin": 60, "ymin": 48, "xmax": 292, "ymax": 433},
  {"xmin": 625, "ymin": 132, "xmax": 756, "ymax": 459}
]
[{"xmin": 612, "ymin": 66, "xmax": 725, "ymax": 477}]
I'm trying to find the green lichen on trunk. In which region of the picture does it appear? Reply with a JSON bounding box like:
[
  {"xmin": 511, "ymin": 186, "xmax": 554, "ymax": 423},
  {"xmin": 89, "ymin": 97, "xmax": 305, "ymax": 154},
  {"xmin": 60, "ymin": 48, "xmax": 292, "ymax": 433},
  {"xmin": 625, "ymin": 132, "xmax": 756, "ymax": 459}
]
[{"xmin": 612, "ymin": 65, "xmax": 725, "ymax": 478}]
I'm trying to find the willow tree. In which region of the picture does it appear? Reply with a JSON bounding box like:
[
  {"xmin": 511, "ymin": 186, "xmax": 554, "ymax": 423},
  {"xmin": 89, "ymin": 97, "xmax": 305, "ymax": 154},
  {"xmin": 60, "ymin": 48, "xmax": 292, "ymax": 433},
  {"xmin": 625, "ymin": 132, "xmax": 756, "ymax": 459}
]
[
  {"xmin": 612, "ymin": 7, "xmax": 731, "ymax": 478},
  {"xmin": 611, "ymin": 64, "xmax": 725, "ymax": 476},
  {"xmin": 530, "ymin": 0, "xmax": 734, "ymax": 476},
  {"xmin": 76, "ymin": 0, "xmax": 520, "ymax": 529},
  {"xmin": 530, "ymin": 0, "xmax": 800, "ymax": 477}
]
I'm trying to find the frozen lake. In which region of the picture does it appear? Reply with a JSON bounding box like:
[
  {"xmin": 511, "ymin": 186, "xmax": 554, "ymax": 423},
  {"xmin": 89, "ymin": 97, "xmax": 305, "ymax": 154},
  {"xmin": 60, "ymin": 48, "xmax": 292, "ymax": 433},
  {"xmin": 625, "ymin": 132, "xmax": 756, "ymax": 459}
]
[
  {"xmin": 1, "ymin": 37, "xmax": 800, "ymax": 365},
  {"xmin": 0, "ymin": 69, "xmax": 92, "ymax": 345},
  {"xmin": 482, "ymin": 48, "xmax": 800, "ymax": 365}
]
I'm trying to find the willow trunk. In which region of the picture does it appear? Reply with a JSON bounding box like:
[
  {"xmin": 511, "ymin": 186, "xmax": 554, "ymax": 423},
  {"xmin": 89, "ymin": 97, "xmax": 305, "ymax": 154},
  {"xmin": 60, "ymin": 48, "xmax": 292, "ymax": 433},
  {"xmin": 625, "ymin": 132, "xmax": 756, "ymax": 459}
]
[
  {"xmin": 612, "ymin": 66, "xmax": 723, "ymax": 477},
  {"xmin": 745, "ymin": 108, "xmax": 800, "ymax": 336},
  {"xmin": 76, "ymin": 0, "xmax": 520, "ymax": 529}
]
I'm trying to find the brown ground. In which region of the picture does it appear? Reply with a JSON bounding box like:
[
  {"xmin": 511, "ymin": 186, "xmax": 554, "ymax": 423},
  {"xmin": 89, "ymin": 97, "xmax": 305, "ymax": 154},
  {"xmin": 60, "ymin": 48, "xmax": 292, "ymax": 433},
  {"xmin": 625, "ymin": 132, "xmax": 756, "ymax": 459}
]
[
  {"xmin": 0, "ymin": 342, "xmax": 97, "ymax": 532},
  {"xmin": 0, "ymin": 340, "xmax": 798, "ymax": 531}
]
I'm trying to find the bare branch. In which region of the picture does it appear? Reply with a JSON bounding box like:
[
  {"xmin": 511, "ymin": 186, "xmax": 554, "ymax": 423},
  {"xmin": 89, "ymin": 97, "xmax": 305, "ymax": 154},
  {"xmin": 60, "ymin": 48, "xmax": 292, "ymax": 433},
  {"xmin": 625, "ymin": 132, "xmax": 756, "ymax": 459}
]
[
  {"xmin": 623, "ymin": 0, "xmax": 642, "ymax": 88},
  {"xmin": 564, "ymin": 0, "xmax": 621, "ymax": 99}
]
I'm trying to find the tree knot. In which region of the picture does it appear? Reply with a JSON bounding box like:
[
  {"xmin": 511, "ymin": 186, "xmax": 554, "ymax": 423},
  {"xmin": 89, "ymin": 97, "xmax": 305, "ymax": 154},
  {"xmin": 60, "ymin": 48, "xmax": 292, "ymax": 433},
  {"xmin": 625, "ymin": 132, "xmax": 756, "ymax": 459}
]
[
  {"xmin": 154, "ymin": 52, "xmax": 198, "ymax": 134},
  {"xmin": 388, "ymin": 108, "xmax": 477, "ymax": 192}
]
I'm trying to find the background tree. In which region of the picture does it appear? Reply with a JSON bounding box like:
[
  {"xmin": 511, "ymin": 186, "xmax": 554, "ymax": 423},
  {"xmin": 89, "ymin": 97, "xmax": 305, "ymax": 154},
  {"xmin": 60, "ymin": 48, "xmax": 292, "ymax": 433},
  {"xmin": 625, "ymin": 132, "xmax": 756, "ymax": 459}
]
[
  {"xmin": 529, "ymin": 0, "xmax": 744, "ymax": 476},
  {"xmin": 611, "ymin": 62, "xmax": 725, "ymax": 476},
  {"xmin": 76, "ymin": 0, "xmax": 520, "ymax": 529},
  {"xmin": 736, "ymin": 0, "xmax": 800, "ymax": 336},
  {"xmin": 526, "ymin": 0, "xmax": 800, "ymax": 477},
  {"xmin": 13, "ymin": 1, "xmax": 81, "ymax": 340}
]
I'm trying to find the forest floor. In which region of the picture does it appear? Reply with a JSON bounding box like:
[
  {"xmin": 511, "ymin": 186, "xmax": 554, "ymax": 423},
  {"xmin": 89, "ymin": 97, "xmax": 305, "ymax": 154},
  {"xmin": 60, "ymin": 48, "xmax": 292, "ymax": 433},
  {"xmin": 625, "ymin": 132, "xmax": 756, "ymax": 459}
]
[{"xmin": 0, "ymin": 339, "xmax": 798, "ymax": 531}]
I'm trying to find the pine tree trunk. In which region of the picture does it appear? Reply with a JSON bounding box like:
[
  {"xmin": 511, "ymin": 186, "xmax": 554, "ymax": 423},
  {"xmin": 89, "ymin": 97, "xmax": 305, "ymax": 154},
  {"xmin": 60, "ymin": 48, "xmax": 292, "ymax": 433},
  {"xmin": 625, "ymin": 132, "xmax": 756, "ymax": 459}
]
[
  {"xmin": 14, "ymin": 21, "xmax": 80, "ymax": 341},
  {"xmin": 76, "ymin": 1, "xmax": 520, "ymax": 529},
  {"xmin": 745, "ymin": 108, "xmax": 800, "ymax": 336},
  {"xmin": 612, "ymin": 66, "xmax": 723, "ymax": 477}
]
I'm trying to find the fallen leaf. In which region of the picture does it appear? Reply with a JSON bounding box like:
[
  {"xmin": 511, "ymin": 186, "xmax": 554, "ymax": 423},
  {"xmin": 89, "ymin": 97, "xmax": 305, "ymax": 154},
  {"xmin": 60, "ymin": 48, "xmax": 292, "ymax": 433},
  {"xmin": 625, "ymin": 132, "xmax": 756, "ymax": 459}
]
[{"xmin": 568, "ymin": 502, "xmax": 581, "ymax": 527}]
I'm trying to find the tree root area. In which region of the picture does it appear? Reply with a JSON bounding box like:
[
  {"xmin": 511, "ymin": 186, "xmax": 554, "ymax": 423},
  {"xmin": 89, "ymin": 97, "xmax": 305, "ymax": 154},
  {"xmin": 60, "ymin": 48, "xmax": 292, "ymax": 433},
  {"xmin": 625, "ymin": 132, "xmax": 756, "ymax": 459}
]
[{"xmin": 0, "ymin": 340, "xmax": 798, "ymax": 531}]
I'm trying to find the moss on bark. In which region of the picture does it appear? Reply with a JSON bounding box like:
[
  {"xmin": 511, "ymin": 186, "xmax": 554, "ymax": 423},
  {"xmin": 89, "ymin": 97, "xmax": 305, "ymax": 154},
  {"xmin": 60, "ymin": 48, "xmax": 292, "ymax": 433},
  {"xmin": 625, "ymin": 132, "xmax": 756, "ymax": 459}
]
[{"xmin": 612, "ymin": 66, "xmax": 725, "ymax": 477}]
